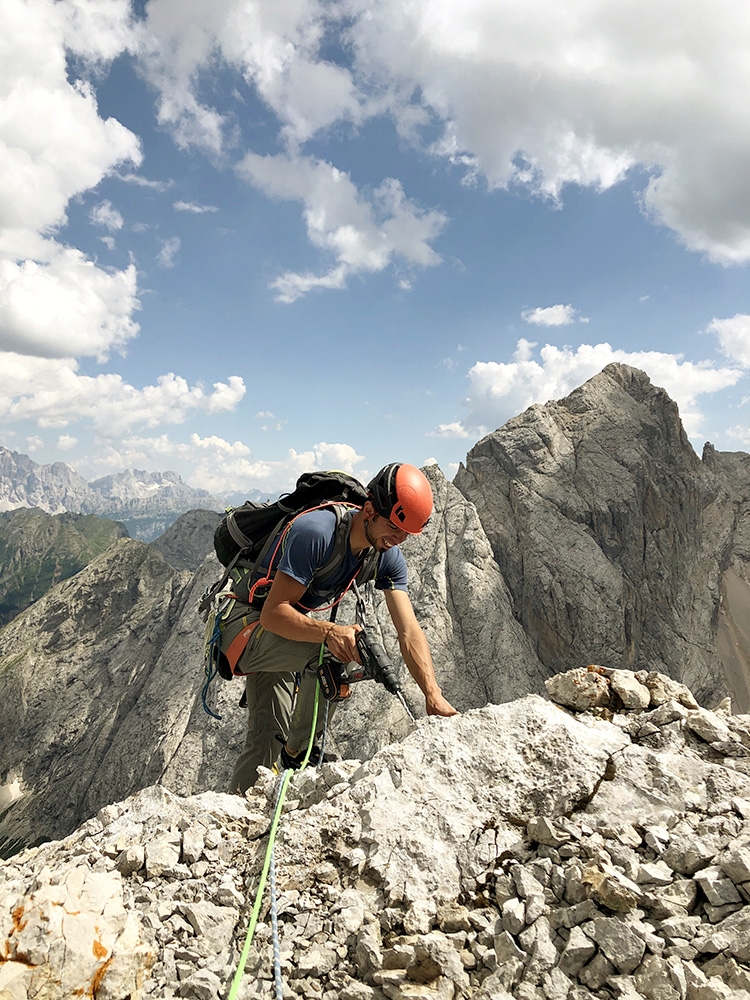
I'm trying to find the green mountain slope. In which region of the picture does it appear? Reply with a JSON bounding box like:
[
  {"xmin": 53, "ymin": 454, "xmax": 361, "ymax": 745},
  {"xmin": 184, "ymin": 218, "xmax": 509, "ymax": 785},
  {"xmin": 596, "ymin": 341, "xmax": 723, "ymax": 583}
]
[{"xmin": 0, "ymin": 509, "xmax": 129, "ymax": 625}]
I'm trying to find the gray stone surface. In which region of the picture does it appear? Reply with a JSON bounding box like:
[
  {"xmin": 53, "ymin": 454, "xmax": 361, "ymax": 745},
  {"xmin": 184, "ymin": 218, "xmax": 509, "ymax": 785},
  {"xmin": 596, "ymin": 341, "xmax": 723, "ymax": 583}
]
[
  {"xmin": 454, "ymin": 364, "xmax": 750, "ymax": 710},
  {"xmin": 2, "ymin": 672, "xmax": 750, "ymax": 999}
]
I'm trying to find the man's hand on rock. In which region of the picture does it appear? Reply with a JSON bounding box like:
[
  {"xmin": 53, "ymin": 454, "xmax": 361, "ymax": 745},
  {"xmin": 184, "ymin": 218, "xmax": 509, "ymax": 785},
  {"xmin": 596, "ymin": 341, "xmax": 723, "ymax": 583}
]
[{"xmin": 425, "ymin": 692, "xmax": 459, "ymax": 717}]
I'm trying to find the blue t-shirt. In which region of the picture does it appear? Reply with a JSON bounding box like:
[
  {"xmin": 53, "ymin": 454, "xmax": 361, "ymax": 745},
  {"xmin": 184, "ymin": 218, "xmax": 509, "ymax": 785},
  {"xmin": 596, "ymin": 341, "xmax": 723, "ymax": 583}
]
[{"xmin": 262, "ymin": 508, "xmax": 407, "ymax": 610}]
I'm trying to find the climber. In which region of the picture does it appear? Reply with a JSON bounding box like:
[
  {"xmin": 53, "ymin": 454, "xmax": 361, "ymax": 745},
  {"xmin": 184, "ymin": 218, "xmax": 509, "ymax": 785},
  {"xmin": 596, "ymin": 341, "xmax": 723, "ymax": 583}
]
[{"xmin": 225, "ymin": 463, "xmax": 458, "ymax": 793}]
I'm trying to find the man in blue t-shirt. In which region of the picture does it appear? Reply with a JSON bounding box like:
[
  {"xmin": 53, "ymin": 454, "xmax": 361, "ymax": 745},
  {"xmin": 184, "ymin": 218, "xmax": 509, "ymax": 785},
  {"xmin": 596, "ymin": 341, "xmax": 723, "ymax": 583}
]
[{"xmin": 225, "ymin": 463, "xmax": 457, "ymax": 793}]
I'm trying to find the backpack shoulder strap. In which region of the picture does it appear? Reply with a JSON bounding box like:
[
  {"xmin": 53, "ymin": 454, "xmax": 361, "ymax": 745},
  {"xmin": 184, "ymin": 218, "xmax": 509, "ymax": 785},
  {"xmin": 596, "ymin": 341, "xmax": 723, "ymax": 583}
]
[
  {"xmin": 308, "ymin": 505, "xmax": 381, "ymax": 594},
  {"xmin": 309, "ymin": 504, "xmax": 357, "ymax": 586}
]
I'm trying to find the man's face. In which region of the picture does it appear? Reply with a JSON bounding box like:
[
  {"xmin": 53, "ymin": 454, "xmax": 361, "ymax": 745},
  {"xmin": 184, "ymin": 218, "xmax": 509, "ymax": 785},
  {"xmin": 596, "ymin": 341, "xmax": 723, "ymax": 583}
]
[{"xmin": 364, "ymin": 503, "xmax": 409, "ymax": 551}]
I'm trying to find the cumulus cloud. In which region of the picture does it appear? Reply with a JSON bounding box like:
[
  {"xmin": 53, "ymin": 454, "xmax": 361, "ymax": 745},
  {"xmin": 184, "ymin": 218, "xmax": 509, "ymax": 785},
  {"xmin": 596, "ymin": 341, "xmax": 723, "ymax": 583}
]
[
  {"xmin": 0, "ymin": 353, "xmax": 246, "ymax": 436},
  {"xmin": 57, "ymin": 434, "xmax": 78, "ymax": 451},
  {"xmin": 0, "ymin": 247, "xmax": 140, "ymax": 361},
  {"xmin": 708, "ymin": 314, "xmax": 750, "ymax": 368},
  {"xmin": 134, "ymin": 0, "xmax": 750, "ymax": 266},
  {"xmin": 90, "ymin": 200, "xmax": 124, "ymax": 231},
  {"xmin": 238, "ymin": 153, "xmax": 446, "ymax": 300},
  {"xmin": 0, "ymin": 1, "xmax": 140, "ymax": 236},
  {"xmin": 0, "ymin": 0, "xmax": 142, "ymax": 361},
  {"xmin": 135, "ymin": 0, "xmax": 361, "ymax": 152},
  {"xmin": 347, "ymin": 0, "xmax": 750, "ymax": 264},
  {"xmin": 522, "ymin": 304, "xmax": 586, "ymax": 327},
  {"xmin": 449, "ymin": 338, "xmax": 742, "ymax": 442}
]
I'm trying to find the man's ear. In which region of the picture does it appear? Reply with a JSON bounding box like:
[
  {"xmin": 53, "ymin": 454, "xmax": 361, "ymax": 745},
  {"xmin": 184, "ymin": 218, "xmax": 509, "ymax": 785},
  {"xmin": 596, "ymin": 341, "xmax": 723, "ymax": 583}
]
[{"xmin": 363, "ymin": 499, "xmax": 377, "ymax": 520}]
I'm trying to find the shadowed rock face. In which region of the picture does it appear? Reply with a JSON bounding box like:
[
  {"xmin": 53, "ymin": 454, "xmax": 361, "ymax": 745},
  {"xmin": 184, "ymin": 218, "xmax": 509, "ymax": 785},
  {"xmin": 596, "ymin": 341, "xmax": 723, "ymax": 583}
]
[
  {"xmin": 454, "ymin": 363, "xmax": 744, "ymax": 708},
  {"xmin": 0, "ymin": 508, "xmax": 128, "ymax": 625},
  {"xmin": 148, "ymin": 508, "xmax": 221, "ymax": 572},
  {"xmin": 4, "ymin": 362, "xmax": 750, "ymax": 854}
]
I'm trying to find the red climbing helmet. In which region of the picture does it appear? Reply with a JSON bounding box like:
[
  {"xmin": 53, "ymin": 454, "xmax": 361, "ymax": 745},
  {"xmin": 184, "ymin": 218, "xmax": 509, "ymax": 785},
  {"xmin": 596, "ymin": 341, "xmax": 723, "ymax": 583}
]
[{"xmin": 367, "ymin": 463, "xmax": 433, "ymax": 534}]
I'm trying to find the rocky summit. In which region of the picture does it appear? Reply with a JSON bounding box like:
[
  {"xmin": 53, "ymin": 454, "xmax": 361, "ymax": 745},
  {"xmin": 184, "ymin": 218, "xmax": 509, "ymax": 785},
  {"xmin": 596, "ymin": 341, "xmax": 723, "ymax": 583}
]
[{"xmin": 2, "ymin": 668, "xmax": 750, "ymax": 1000}]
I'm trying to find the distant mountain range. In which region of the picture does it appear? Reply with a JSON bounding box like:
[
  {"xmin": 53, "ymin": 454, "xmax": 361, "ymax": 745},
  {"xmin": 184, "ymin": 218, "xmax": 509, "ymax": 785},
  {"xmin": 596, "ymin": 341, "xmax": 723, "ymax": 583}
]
[{"xmin": 0, "ymin": 446, "xmax": 275, "ymax": 541}]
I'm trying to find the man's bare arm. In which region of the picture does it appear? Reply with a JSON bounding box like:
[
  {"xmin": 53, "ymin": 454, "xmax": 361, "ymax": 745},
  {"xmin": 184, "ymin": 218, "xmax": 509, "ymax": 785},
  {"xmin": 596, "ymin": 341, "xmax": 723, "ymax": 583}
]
[
  {"xmin": 259, "ymin": 570, "xmax": 361, "ymax": 663},
  {"xmin": 383, "ymin": 589, "xmax": 458, "ymax": 717}
]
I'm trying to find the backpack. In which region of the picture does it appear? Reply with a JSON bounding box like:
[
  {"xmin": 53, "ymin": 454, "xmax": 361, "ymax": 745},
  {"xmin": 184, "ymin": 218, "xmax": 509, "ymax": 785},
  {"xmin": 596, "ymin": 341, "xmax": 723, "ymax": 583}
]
[
  {"xmin": 215, "ymin": 469, "xmax": 370, "ymax": 570},
  {"xmin": 199, "ymin": 471, "xmax": 379, "ymax": 718}
]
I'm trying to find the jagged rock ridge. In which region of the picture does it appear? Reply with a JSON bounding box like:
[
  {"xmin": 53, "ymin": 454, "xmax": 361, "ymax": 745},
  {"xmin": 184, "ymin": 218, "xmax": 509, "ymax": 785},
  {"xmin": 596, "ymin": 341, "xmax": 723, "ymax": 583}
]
[
  {"xmin": 455, "ymin": 363, "xmax": 750, "ymax": 710},
  {"xmin": 4, "ymin": 363, "xmax": 750, "ymax": 857},
  {"xmin": 2, "ymin": 669, "xmax": 750, "ymax": 1000}
]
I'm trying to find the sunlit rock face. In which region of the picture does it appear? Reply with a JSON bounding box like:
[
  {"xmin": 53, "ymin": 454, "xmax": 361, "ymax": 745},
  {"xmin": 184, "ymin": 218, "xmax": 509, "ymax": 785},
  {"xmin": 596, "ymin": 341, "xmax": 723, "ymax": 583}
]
[
  {"xmin": 2, "ymin": 669, "xmax": 750, "ymax": 1000},
  {"xmin": 455, "ymin": 363, "xmax": 750, "ymax": 710}
]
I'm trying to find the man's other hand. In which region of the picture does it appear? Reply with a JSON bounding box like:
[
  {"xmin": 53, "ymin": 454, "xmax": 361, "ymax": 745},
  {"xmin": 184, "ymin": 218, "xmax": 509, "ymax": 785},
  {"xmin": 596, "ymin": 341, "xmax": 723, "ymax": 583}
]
[{"xmin": 425, "ymin": 692, "xmax": 458, "ymax": 717}]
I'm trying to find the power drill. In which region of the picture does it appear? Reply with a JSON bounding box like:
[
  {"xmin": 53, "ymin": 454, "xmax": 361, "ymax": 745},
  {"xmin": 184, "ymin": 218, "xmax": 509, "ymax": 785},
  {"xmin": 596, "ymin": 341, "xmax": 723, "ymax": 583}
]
[{"xmin": 317, "ymin": 628, "xmax": 415, "ymax": 721}]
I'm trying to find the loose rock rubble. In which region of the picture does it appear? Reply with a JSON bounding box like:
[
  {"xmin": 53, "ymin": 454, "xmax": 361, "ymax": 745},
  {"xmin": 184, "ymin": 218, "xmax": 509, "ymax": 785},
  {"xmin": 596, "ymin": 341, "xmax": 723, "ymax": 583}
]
[{"xmin": 2, "ymin": 668, "xmax": 750, "ymax": 1000}]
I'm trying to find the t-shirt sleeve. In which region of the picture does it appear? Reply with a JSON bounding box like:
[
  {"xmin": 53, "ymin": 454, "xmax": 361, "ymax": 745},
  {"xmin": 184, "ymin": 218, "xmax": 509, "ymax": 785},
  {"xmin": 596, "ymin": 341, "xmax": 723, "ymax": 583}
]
[
  {"xmin": 276, "ymin": 511, "xmax": 336, "ymax": 587},
  {"xmin": 375, "ymin": 546, "xmax": 408, "ymax": 591}
]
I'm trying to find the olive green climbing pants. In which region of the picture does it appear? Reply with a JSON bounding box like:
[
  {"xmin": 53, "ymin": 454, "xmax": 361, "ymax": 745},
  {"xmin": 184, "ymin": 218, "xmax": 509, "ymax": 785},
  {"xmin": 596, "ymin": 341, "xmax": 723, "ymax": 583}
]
[{"xmin": 223, "ymin": 604, "xmax": 330, "ymax": 794}]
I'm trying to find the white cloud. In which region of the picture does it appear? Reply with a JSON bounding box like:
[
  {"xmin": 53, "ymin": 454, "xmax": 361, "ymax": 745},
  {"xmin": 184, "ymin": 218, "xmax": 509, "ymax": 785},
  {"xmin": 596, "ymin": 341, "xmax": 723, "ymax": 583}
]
[
  {"xmin": 0, "ymin": 246, "xmax": 139, "ymax": 361},
  {"xmin": 187, "ymin": 433, "xmax": 251, "ymax": 457},
  {"xmin": 57, "ymin": 434, "xmax": 78, "ymax": 451},
  {"xmin": 25, "ymin": 436, "xmax": 43, "ymax": 453},
  {"xmin": 157, "ymin": 236, "xmax": 181, "ymax": 268},
  {"xmin": 708, "ymin": 314, "xmax": 750, "ymax": 368},
  {"xmin": 121, "ymin": 1, "xmax": 750, "ymax": 267},
  {"xmin": 453, "ymin": 338, "xmax": 741, "ymax": 442},
  {"xmin": 0, "ymin": 0, "xmax": 140, "ymax": 236},
  {"xmin": 90, "ymin": 200, "xmax": 124, "ymax": 231},
  {"xmin": 345, "ymin": 0, "xmax": 750, "ymax": 264},
  {"xmin": 135, "ymin": 0, "xmax": 361, "ymax": 152},
  {"xmin": 173, "ymin": 200, "xmax": 218, "ymax": 213},
  {"xmin": 522, "ymin": 304, "xmax": 581, "ymax": 327},
  {"xmin": 0, "ymin": 353, "xmax": 246, "ymax": 436},
  {"xmin": 84, "ymin": 432, "xmax": 366, "ymax": 494},
  {"xmin": 59, "ymin": 0, "xmax": 135, "ymax": 63},
  {"xmin": 238, "ymin": 153, "xmax": 446, "ymax": 300},
  {"xmin": 427, "ymin": 421, "xmax": 471, "ymax": 439},
  {"xmin": 116, "ymin": 172, "xmax": 172, "ymax": 190},
  {"xmin": 0, "ymin": 0, "xmax": 142, "ymax": 362}
]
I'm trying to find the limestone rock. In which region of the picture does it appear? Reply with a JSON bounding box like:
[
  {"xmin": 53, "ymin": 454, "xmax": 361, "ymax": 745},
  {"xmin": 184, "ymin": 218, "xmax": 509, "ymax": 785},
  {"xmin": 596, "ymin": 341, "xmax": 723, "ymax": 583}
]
[
  {"xmin": 2, "ymin": 671, "xmax": 750, "ymax": 1000},
  {"xmin": 454, "ymin": 364, "xmax": 745, "ymax": 709}
]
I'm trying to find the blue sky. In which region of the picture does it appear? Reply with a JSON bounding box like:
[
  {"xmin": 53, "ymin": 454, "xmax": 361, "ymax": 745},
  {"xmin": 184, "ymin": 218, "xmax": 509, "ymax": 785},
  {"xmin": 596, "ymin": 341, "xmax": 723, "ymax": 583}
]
[{"xmin": 2, "ymin": 0, "xmax": 750, "ymax": 496}]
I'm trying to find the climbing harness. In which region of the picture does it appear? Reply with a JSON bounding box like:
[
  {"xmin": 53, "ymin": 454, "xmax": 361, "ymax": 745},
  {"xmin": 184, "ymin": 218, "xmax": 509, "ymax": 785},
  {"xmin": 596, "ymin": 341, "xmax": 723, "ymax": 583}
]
[{"xmin": 199, "ymin": 504, "xmax": 380, "ymax": 718}]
